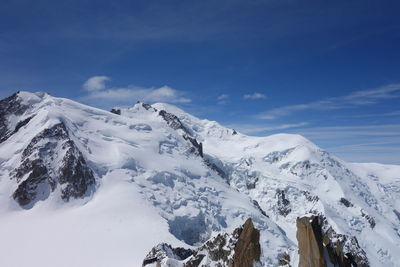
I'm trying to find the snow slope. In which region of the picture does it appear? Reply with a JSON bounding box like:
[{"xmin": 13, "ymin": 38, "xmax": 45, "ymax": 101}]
[
  {"xmin": 152, "ymin": 102, "xmax": 400, "ymax": 266},
  {"xmin": 0, "ymin": 92, "xmax": 399, "ymax": 266}
]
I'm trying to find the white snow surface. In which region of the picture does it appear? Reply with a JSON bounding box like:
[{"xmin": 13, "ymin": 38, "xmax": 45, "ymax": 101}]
[{"xmin": 0, "ymin": 92, "xmax": 399, "ymax": 266}]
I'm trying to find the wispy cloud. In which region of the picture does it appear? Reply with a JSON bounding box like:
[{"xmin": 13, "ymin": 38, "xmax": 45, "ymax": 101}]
[
  {"xmin": 383, "ymin": 110, "xmax": 400, "ymax": 116},
  {"xmin": 217, "ymin": 94, "xmax": 229, "ymax": 105},
  {"xmin": 83, "ymin": 76, "xmax": 111, "ymax": 91},
  {"xmin": 243, "ymin": 93, "xmax": 266, "ymax": 100},
  {"xmin": 337, "ymin": 110, "xmax": 400, "ymax": 119},
  {"xmin": 344, "ymin": 84, "xmax": 400, "ymax": 102},
  {"xmin": 295, "ymin": 124, "xmax": 400, "ymax": 139},
  {"xmin": 257, "ymin": 83, "xmax": 400, "ymax": 120},
  {"xmin": 227, "ymin": 122, "xmax": 309, "ymax": 134},
  {"xmin": 293, "ymin": 124, "xmax": 400, "ymax": 164},
  {"xmin": 80, "ymin": 76, "xmax": 191, "ymax": 107}
]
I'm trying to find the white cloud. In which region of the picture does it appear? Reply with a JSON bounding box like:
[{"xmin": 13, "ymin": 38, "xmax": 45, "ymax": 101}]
[
  {"xmin": 80, "ymin": 76, "xmax": 191, "ymax": 107},
  {"xmin": 105, "ymin": 86, "xmax": 188, "ymax": 103},
  {"xmin": 83, "ymin": 76, "xmax": 111, "ymax": 91},
  {"xmin": 257, "ymin": 83, "xmax": 400, "ymax": 120},
  {"xmin": 82, "ymin": 84, "xmax": 191, "ymax": 107},
  {"xmin": 217, "ymin": 94, "xmax": 229, "ymax": 105},
  {"xmin": 243, "ymin": 93, "xmax": 266, "ymax": 100},
  {"xmin": 80, "ymin": 76, "xmax": 191, "ymax": 106}
]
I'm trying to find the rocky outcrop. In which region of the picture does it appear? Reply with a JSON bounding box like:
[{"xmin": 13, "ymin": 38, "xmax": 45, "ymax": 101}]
[
  {"xmin": 253, "ymin": 200, "xmax": 268, "ymax": 217},
  {"xmin": 141, "ymin": 104, "xmax": 226, "ymax": 176},
  {"xmin": 183, "ymin": 135, "xmax": 203, "ymax": 157},
  {"xmin": 184, "ymin": 231, "xmax": 237, "ymax": 266},
  {"xmin": 110, "ymin": 108, "xmax": 121, "ymax": 115},
  {"xmin": 296, "ymin": 216, "xmax": 369, "ymax": 267},
  {"xmin": 12, "ymin": 122, "xmax": 95, "ymax": 207},
  {"xmin": 158, "ymin": 109, "xmax": 204, "ymax": 157},
  {"xmin": 296, "ymin": 216, "xmax": 325, "ymax": 267},
  {"xmin": 203, "ymin": 157, "xmax": 228, "ymax": 179},
  {"xmin": 0, "ymin": 92, "xmax": 31, "ymax": 143},
  {"xmin": 340, "ymin": 198, "xmax": 353, "ymax": 207},
  {"xmin": 232, "ymin": 218, "xmax": 261, "ymax": 267},
  {"xmin": 142, "ymin": 243, "xmax": 194, "ymax": 266},
  {"xmin": 278, "ymin": 252, "xmax": 291, "ymax": 266},
  {"xmin": 302, "ymin": 191, "xmax": 319, "ymax": 203},
  {"xmin": 143, "ymin": 218, "xmax": 261, "ymax": 267},
  {"xmin": 321, "ymin": 216, "xmax": 369, "ymax": 267},
  {"xmin": 275, "ymin": 189, "xmax": 291, "ymax": 216},
  {"xmin": 159, "ymin": 110, "xmax": 189, "ymax": 133},
  {"xmin": 360, "ymin": 210, "xmax": 375, "ymax": 229},
  {"xmin": 141, "ymin": 102, "xmax": 156, "ymax": 111}
]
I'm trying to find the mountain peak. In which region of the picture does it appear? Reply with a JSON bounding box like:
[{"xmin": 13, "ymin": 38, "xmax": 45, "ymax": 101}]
[
  {"xmin": 16, "ymin": 91, "xmax": 50, "ymax": 103},
  {"xmin": 0, "ymin": 91, "xmax": 399, "ymax": 266}
]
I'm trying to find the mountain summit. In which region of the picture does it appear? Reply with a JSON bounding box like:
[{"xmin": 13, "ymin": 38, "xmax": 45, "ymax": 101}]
[{"xmin": 0, "ymin": 91, "xmax": 399, "ymax": 267}]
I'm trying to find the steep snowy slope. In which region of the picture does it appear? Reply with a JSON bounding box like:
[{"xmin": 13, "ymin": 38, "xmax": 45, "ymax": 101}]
[{"xmin": 0, "ymin": 92, "xmax": 399, "ymax": 266}]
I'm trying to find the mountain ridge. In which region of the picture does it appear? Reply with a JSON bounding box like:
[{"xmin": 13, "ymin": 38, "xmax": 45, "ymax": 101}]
[{"xmin": 0, "ymin": 91, "xmax": 399, "ymax": 266}]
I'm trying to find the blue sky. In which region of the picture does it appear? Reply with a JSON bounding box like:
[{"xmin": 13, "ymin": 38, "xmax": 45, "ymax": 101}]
[{"xmin": 1, "ymin": 0, "xmax": 399, "ymax": 164}]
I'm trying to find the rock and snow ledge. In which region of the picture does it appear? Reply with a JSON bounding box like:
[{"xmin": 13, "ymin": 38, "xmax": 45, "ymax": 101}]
[{"xmin": 142, "ymin": 218, "xmax": 262, "ymax": 267}]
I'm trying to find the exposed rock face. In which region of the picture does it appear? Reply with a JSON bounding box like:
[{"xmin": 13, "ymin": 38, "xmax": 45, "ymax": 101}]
[
  {"xmin": 143, "ymin": 218, "xmax": 261, "ymax": 267},
  {"xmin": 159, "ymin": 110, "xmax": 189, "ymax": 133},
  {"xmin": 142, "ymin": 103, "xmax": 226, "ymax": 178},
  {"xmin": 360, "ymin": 210, "xmax": 375, "ymax": 229},
  {"xmin": 275, "ymin": 189, "xmax": 291, "ymax": 216},
  {"xmin": 296, "ymin": 216, "xmax": 325, "ymax": 267},
  {"xmin": 303, "ymin": 191, "xmax": 319, "ymax": 202},
  {"xmin": 0, "ymin": 92, "xmax": 31, "ymax": 143},
  {"xmin": 12, "ymin": 122, "xmax": 96, "ymax": 207},
  {"xmin": 183, "ymin": 135, "xmax": 203, "ymax": 157},
  {"xmin": 232, "ymin": 218, "xmax": 261, "ymax": 267},
  {"xmin": 141, "ymin": 102, "xmax": 156, "ymax": 111},
  {"xmin": 253, "ymin": 200, "xmax": 268, "ymax": 217},
  {"xmin": 321, "ymin": 217, "xmax": 369, "ymax": 267},
  {"xmin": 142, "ymin": 243, "xmax": 194, "ymax": 266},
  {"xmin": 110, "ymin": 108, "xmax": 121, "ymax": 115},
  {"xmin": 184, "ymin": 231, "xmax": 237, "ymax": 266},
  {"xmin": 340, "ymin": 198, "xmax": 353, "ymax": 208},
  {"xmin": 158, "ymin": 109, "xmax": 203, "ymax": 157},
  {"xmin": 278, "ymin": 252, "xmax": 291, "ymax": 266},
  {"xmin": 296, "ymin": 216, "xmax": 369, "ymax": 267},
  {"xmin": 203, "ymin": 157, "xmax": 228, "ymax": 179}
]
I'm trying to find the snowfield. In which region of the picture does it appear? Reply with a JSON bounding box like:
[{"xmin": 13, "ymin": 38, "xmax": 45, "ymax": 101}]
[{"xmin": 0, "ymin": 92, "xmax": 399, "ymax": 266}]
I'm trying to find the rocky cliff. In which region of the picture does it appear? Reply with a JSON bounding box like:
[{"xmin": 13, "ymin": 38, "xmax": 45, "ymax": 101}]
[
  {"xmin": 296, "ymin": 216, "xmax": 325, "ymax": 267},
  {"xmin": 296, "ymin": 216, "xmax": 369, "ymax": 267},
  {"xmin": 11, "ymin": 122, "xmax": 96, "ymax": 207}
]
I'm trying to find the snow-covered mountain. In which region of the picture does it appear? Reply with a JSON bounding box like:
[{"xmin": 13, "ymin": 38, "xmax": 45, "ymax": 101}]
[{"xmin": 0, "ymin": 91, "xmax": 399, "ymax": 267}]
